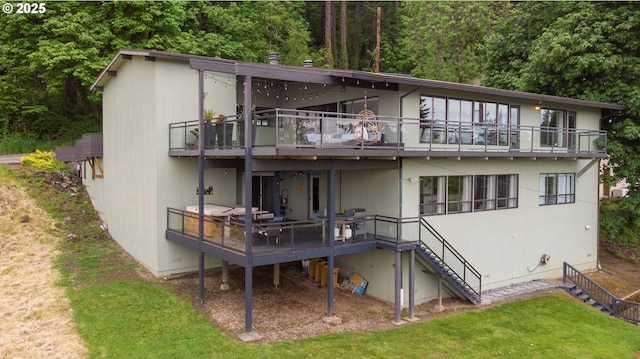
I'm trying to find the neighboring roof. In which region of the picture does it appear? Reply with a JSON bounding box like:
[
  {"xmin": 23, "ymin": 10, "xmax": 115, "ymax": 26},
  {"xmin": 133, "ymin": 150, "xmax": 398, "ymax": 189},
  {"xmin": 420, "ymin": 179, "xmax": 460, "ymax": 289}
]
[{"xmin": 91, "ymin": 49, "xmax": 627, "ymax": 111}]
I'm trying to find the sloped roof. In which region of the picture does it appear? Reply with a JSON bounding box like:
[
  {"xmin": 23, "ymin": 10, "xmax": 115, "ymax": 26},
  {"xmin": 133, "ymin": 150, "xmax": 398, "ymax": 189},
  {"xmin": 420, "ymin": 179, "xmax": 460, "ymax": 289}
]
[{"xmin": 91, "ymin": 49, "xmax": 627, "ymax": 111}]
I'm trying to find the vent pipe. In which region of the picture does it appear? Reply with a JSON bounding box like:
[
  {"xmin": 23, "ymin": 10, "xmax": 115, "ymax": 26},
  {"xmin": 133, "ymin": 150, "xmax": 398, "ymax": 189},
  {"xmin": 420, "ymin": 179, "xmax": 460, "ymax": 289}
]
[
  {"xmin": 303, "ymin": 60, "xmax": 313, "ymax": 68},
  {"xmin": 269, "ymin": 52, "xmax": 279, "ymax": 65}
]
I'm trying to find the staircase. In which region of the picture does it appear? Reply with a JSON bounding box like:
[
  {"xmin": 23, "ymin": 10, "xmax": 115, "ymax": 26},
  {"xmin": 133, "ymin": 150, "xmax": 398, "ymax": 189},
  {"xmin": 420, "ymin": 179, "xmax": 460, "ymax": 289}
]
[
  {"xmin": 563, "ymin": 262, "xmax": 640, "ymax": 324},
  {"xmin": 415, "ymin": 217, "xmax": 482, "ymax": 304},
  {"xmin": 565, "ymin": 285, "xmax": 612, "ymax": 315}
]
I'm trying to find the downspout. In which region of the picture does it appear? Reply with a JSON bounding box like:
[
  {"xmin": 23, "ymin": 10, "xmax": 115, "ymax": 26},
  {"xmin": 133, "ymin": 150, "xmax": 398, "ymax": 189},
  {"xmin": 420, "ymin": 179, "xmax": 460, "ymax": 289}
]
[
  {"xmin": 243, "ymin": 75, "xmax": 254, "ymax": 334},
  {"xmin": 197, "ymin": 69, "xmax": 205, "ymax": 304}
]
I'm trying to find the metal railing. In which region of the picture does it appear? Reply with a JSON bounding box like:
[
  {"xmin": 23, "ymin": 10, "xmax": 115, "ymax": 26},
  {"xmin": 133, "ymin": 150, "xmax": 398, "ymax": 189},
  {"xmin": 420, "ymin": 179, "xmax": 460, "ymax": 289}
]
[
  {"xmin": 419, "ymin": 216, "xmax": 482, "ymax": 300},
  {"xmin": 367, "ymin": 214, "xmax": 481, "ymax": 301},
  {"xmin": 167, "ymin": 208, "xmax": 377, "ymax": 254},
  {"xmin": 563, "ymin": 262, "xmax": 640, "ymax": 324},
  {"xmin": 168, "ymin": 108, "xmax": 607, "ymax": 155}
]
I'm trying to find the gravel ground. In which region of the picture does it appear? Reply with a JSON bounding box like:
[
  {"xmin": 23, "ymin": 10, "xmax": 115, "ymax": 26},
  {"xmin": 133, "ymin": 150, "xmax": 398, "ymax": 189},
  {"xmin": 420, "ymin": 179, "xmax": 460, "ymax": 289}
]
[{"xmin": 168, "ymin": 264, "xmax": 478, "ymax": 342}]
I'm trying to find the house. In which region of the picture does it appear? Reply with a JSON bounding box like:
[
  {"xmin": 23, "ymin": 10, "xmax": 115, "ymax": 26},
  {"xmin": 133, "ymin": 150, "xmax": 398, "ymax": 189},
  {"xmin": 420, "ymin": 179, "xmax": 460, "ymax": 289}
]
[{"xmin": 56, "ymin": 49, "xmax": 625, "ymax": 338}]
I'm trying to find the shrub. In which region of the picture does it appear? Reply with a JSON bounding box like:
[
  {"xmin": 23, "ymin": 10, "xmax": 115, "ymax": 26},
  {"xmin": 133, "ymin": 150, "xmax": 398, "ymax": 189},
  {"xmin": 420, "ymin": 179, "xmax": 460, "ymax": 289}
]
[
  {"xmin": 600, "ymin": 196, "xmax": 640, "ymax": 250},
  {"xmin": 19, "ymin": 150, "xmax": 70, "ymax": 173}
]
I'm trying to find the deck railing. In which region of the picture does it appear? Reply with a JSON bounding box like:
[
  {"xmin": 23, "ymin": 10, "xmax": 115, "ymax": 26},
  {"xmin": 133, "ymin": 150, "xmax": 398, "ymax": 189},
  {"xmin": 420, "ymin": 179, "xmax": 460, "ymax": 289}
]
[
  {"xmin": 563, "ymin": 262, "xmax": 640, "ymax": 324},
  {"xmin": 168, "ymin": 108, "xmax": 607, "ymax": 155},
  {"xmin": 167, "ymin": 208, "xmax": 377, "ymax": 254}
]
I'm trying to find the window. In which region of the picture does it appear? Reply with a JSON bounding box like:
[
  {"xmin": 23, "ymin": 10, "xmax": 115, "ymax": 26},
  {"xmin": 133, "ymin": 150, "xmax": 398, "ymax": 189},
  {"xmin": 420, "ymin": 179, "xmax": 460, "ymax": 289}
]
[
  {"xmin": 539, "ymin": 173, "xmax": 575, "ymax": 205},
  {"xmin": 341, "ymin": 97, "xmax": 378, "ymax": 115},
  {"xmin": 497, "ymin": 174, "xmax": 518, "ymax": 209},
  {"xmin": 421, "ymin": 174, "xmax": 518, "ymax": 215},
  {"xmin": 448, "ymin": 176, "xmax": 472, "ymax": 213},
  {"xmin": 419, "ymin": 176, "xmax": 446, "ymax": 215},
  {"xmin": 474, "ymin": 175, "xmax": 496, "ymax": 211},
  {"xmin": 474, "ymin": 174, "xmax": 518, "ymax": 211},
  {"xmin": 557, "ymin": 173, "xmax": 575, "ymax": 204},
  {"xmin": 421, "ymin": 95, "xmax": 519, "ymax": 147},
  {"xmin": 540, "ymin": 109, "xmax": 576, "ymax": 148},
  {"xmin": 419, "ymin": 96, "xmax": 447, "ymax": 143}
]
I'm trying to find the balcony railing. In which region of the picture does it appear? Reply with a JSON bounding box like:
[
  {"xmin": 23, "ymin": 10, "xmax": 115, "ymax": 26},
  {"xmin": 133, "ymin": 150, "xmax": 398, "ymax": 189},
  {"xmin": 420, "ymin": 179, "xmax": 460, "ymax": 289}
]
[
  {"xmin": 169, "ymin": 108, "xmax": 607, "ymax": 155},
  {"xmin": 167, "ymin": 208, "xmax": 377, "ymax": 255}
]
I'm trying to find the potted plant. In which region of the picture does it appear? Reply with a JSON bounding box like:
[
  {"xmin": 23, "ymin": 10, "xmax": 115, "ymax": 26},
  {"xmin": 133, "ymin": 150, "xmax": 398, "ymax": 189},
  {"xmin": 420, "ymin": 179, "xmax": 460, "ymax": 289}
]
[
  {"xmin": 215, "ymin": 113, "xmax": 233, "ymax": 148},
  {"xmin": 203, "ymin": 109, "xmax": 217, "ymax": 147}
]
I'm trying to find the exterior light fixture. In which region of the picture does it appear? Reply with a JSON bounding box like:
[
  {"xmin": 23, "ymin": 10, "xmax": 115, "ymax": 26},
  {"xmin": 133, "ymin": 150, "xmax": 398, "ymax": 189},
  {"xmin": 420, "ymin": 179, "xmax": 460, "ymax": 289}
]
[{"xmin": 534, "ymin": 101, "xmax": 542, "ymax": 111}]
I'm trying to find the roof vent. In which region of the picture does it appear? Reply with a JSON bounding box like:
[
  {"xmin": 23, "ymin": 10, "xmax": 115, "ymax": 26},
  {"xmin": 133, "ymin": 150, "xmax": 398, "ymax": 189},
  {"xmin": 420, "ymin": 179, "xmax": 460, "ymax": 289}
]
[
  {"xmin": 269, "ymin": 52, "xmax": 279, "ymax": 65},
  {"xmin": 303, "ymin": 60, "xmax": 313, "ymax": 68}
]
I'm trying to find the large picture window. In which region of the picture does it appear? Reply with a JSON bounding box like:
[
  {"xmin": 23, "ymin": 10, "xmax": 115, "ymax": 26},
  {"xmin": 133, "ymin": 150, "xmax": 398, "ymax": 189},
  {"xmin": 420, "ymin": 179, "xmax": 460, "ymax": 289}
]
[
  {"xmin": 420, "ymin": 95, "xmax": 519, "ymax": 147},
  {"xmin": 539, "ymin": 173, "xmax": 575, "ymax": 205},
  {"xmin": 421, "ymin": 174, "xmax": 518, "ymax": 216}
]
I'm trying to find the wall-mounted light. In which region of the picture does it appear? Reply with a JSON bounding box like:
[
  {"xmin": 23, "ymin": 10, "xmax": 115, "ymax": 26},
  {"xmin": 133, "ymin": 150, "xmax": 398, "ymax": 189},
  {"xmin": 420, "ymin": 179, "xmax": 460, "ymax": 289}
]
[
  {"xmin": 534, "ymin": 101, "xmax": 543, "ymax": 111},
  {"xmin": 297, "ymin": 170, "xmax": 304, "ymax": 176},
  {"xmin": 585, "ymin": 225, "xmax": 591, "ymax": 230},
  {"xmin": 407, "ymin": 177, "xmax": 418, "ymax": 184}
]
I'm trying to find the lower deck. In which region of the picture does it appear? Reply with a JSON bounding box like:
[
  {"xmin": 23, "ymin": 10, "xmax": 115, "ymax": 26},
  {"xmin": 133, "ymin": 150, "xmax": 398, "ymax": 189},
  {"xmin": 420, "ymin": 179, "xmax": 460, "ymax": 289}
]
[{"xmin": 165, "ymin": 209, "xmax": 409, "ymax": 267}]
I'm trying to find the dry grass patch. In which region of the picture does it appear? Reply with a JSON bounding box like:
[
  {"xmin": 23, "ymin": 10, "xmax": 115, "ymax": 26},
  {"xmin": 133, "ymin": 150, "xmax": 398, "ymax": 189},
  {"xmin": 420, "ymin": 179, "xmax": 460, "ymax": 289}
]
[{"xmin": 0, "ymin": 171, "xmax": 87, "ymax": 359}]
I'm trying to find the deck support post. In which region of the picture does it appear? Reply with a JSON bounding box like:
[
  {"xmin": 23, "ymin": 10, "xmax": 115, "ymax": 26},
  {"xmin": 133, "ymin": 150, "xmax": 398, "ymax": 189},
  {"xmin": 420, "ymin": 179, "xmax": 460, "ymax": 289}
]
[
  {"xmin": 243, "ymin": 75, "xmax": 255, "ymax": 334},
  {"xmin": 274, "ymin": 263, "xmax": 280, "ymax": 288},
  {"xmin": 407, "ymin": 248, "xmax": 417, "ymax": 320},
  {"xmin": 220, "ymin": 260, "xmax": 229, "ymax": 290},
  {"xmin": 197, "ymin": 68, "xmax": 206, "ymax": 304},
  {"xmin": 327, "ymin": 167, "xmax": 336, "ymax": 315},
  {"xmin": 393, "ymin": 249, "xmax": 404, "ymax": 324}
]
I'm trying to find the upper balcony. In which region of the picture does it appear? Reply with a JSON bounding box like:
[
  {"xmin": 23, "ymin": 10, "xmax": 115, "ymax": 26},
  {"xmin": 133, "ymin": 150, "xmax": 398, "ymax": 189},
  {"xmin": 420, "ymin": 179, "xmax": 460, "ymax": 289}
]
[{"xmin": 169, "ymin": 108, "xmax": 607, "ymax": 159}]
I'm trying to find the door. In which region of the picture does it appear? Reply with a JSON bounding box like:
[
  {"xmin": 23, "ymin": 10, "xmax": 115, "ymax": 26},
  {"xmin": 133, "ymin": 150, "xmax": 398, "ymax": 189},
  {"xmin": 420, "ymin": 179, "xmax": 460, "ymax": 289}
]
[
  {"xmin": 251, "ymin": 174, "xmax": 275, "ymax": 212},
  {"xmin": 308, "ymin": 174, "xmax": 320, "ymax": 219}
]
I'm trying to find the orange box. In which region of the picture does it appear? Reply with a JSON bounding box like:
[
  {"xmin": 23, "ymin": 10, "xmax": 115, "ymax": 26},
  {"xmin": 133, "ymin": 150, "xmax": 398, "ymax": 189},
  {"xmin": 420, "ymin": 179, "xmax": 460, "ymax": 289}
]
[{"xmin": 184, "ymin": 212, "xmax": 222, "ymax": 237}]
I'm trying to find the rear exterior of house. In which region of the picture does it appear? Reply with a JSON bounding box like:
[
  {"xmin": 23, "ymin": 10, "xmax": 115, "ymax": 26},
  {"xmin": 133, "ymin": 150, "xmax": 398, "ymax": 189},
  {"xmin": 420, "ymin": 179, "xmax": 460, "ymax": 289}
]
[{"xmin": 57, "ymin": 50, "xmax": 625, "ymax": 335}]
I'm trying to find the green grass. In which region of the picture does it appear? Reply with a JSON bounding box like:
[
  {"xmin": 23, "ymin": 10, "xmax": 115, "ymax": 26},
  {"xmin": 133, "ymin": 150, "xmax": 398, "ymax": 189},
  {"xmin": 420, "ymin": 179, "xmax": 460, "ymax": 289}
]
[
  {"xmin": 4, "ymin": 164, "xmax": 640, "ymax": 359},
  {"xmin": 0, "ymin": 132, "xmax": 57, "ymax": 154}
]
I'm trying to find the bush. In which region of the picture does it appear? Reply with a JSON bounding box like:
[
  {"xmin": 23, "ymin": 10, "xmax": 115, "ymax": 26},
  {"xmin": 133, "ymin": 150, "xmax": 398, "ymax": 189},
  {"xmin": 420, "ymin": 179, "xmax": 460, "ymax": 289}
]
[
  {"xmin": 19, "ymin": 150, "xmax": 70, "ymax": 173},
  {"xmin": 600, "ymin": 196, "xmax": 640, "ymax": 250}
]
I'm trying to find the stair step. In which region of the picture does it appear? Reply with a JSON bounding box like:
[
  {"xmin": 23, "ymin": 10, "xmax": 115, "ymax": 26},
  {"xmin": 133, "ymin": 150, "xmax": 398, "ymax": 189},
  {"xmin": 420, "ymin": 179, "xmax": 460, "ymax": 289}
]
[
  {"xmin": 577, "ymin": 294, "xmax": 590, "ymax": 301},
  {"xmin": 586, "ymin": 299, "xmax": 597, "ymax": 306},
  {"xmin": 594, "ymin": 304, "xmax": 605, "ymax": 311},
  {"xmin": 571, "ymin": 288, "xmax": 583, "ymax": 295}
]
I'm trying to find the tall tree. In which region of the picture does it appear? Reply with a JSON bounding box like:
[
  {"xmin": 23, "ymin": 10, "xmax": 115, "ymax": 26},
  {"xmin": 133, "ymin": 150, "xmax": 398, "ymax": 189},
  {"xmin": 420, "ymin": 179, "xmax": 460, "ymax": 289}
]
[
  {"xmin": 482, "ymin": 2, "xmax": 640, "ymax": 194},
  {"xmin": 324, "ymin": 1, "xmax": 335, "ymax": 68},
  {"xmin": 393, "ymin": 1, "xmax": 509, "ymax": 83},
  {"xmin": 0, "ymin": 1, "xmax": 312, "ymax": 140},
  {"xmin": 339, "ymin": 0, "xmax": 348, "ymax": 69}
]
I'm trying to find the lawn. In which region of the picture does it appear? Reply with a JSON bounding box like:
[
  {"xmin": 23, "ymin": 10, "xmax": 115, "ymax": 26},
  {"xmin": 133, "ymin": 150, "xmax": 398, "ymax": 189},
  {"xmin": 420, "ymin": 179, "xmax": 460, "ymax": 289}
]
[{"xmin": 4, "ymin": 164, "xmax": 640, "ymax": 359}]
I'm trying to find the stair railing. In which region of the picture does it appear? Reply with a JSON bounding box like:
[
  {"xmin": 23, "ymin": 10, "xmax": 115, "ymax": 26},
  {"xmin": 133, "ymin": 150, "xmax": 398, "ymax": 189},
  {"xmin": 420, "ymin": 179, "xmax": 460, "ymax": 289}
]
[
  {"xmin": 563, "ymin": 262, "xmax": 640, "ymax": 324},
  {"xmin": 419, "ymin": 216, "xmax": 482, "ymax": 301}
]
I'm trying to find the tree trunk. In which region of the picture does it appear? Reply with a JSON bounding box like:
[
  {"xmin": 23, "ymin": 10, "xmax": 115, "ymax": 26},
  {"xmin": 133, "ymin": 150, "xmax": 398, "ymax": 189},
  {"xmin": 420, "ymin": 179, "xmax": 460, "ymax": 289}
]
[
  {"xmin": 325, "ymin": 1, "xmax": 335, "ymax": 68},
  {"xmin": 351, "ymin": 2, "xmax": 360, "ymax": 69},
  {"xmin": 339, "ymin": 0, "xmax": 348, "ymax": 69}
]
